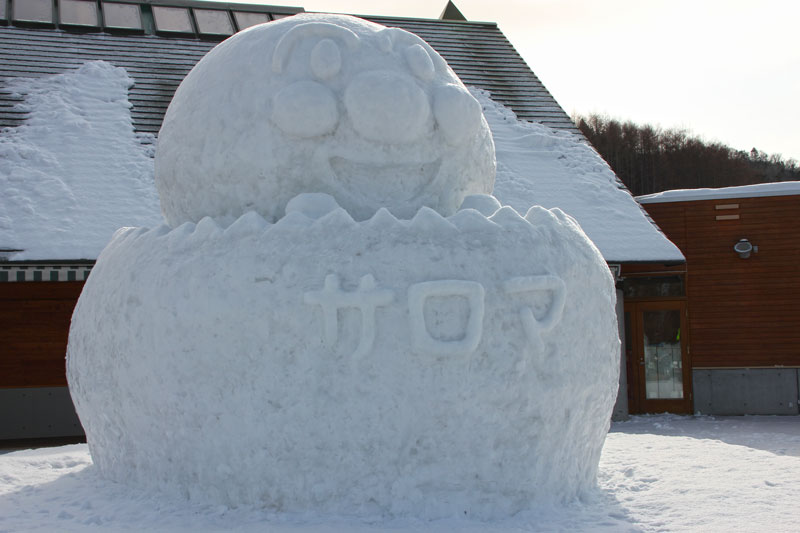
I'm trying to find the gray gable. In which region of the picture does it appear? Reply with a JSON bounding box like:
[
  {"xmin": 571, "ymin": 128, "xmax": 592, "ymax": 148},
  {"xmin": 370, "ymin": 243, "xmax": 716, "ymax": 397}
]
[{"xmin": 0, "ymin": 3, "xmax": 579, "ymax": 136}]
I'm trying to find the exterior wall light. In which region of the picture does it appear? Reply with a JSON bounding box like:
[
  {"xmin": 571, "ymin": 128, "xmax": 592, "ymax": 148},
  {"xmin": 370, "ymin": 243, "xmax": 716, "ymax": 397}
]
[{"xmin": 734, "ymin": 238, "xmax": 757, "ymax": 259}]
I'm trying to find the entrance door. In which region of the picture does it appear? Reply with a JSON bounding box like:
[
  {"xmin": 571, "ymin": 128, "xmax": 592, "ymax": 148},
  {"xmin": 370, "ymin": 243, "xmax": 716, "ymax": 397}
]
[{"xmin": 625, "ymin": 300, "xmax": 692, "ymax": 414}]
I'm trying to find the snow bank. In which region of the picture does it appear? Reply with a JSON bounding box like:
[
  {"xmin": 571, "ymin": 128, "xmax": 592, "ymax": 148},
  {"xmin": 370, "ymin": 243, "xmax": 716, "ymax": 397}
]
[
  {"xmin": 155, "ymin": 14, "xmax": 495, "ymax": 225},
  {"xmin": 479, "ymin": 92, "xmax": 684, "ymax": 264},
  {"xmin": 637, "ymin": 180, "xmax": 800, "ymax": 203},
  {"xmin": 0, "ymin": 61, "xmax": 162, "ymax": 260},
  {"xmin": 67, "ymin": 194, "xmax": 619, "ymax": 520}
]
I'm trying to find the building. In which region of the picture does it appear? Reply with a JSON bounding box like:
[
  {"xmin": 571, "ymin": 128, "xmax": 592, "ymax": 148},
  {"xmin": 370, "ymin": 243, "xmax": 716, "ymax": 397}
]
[
  {"xmin": 637, "ymin": 182, "xmax": 800, "ymax": 415},
  {"xmin": 0, "ymin": 0, "xmax": 683, "ymax": 442}
]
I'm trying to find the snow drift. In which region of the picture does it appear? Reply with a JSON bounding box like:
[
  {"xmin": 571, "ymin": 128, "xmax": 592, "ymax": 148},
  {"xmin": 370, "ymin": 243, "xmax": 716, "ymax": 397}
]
[{"xmin": 0, "ymin": 61, "xmax": 161, "ymax": 260}]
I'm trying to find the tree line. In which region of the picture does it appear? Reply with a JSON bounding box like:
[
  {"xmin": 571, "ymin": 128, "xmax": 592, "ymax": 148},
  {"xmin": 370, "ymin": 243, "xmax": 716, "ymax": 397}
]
[{"xmin": 574, "ymin": 114, "xmax": 800, "ymax": 196}]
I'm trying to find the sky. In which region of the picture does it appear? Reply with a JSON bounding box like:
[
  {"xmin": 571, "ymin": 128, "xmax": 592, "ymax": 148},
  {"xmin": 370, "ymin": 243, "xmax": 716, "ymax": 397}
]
[{"xmin": 221, "ymin": 0, "xmax": 800, "ymax": 162}]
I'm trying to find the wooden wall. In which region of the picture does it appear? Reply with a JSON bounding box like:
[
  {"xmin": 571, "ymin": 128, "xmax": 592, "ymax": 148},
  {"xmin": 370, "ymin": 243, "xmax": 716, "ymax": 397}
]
[
  {"xmin": 642, "ymin": 195, "xmax": 800, "ymax": 368},
  {"xmin": 0, "ymin": 282, "xmax": 84, "ymax": 387}
]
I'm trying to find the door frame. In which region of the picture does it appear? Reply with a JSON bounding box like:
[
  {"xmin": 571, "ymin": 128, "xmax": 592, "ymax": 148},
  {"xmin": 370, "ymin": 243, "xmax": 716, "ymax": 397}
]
[{"xmin": 625, "ymin": 299, "xmax": 692, "ymax": 414}]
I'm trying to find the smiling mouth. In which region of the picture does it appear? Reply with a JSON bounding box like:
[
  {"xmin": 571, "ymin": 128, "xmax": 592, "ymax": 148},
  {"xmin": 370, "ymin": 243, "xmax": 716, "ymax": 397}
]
[{"xmin": 329, "ymin": 156, "xmax": 442, "ymax": 203}]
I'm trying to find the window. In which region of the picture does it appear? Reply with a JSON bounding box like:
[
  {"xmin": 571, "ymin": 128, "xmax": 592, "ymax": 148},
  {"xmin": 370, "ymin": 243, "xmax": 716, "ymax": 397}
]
[
  {"xmin": 152, "ymin": 5, "xmax": 193, "ymax": 33},
  {"xmin": 233, "ymin": 11, "xmax": 270, "ymax": 30},
  {"xmin": 0, "ymin": 1, "xmax": 7, "ymax": 21},
  {"xmin": 102, "ymin": 2, "xmax": 142, "ymax": 30},
  {"xmin": 13, "ymin": 0, "xmax": 53, "ymax": 24},
  {"xmin": 60, "ymin": 0, "xmax": 99, "ymax": 27},
  {"xmin": 623, "ymin": 275, "xmax": 685, "ymax": 299},
  {"xmin": 193, "ymin": 9, "xmax": 233, "ymax": 36}
]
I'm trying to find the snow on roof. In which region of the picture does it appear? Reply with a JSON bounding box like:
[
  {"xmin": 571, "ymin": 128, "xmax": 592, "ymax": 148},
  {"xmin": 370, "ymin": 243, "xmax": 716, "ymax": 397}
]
[
  {"xmin": 478, "ymin": 90, "xmax": 684, "ymax": 264},
  {"xmin": 0, "ymin": 60, "xmax": 683, "ymax": 264},
  {"xmin": 0, "ymin": 61, "xmax": 162, "ymax": 261},
  {"xmin": 637, "ymin": 181, "xmax": 800, "ymax": 204}
]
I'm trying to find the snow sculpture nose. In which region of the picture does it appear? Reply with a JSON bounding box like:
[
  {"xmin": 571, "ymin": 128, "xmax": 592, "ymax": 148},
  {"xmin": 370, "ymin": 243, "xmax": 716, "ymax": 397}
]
[
  {"xmin": 272, "ymin": 80, "xmax": 339, "ymax": 138},
  {"xmin": 344, "ymin": 70, "xmax": 431, "ymax": 143}
]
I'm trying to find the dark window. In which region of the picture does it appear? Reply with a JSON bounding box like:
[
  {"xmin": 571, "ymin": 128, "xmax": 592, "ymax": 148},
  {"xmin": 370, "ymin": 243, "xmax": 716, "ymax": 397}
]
[
  {"xmin": 233, "ymin": 11, "xmax": 270, "ymax": 30},
  {"xmin": 60, "ymin": 0, "xmax": 99, "ymax": 27},
  {"xmin": 152, "ymin": 6, "xmax": 193, "ymax": 33},
  {"xmin": 623, "ymin": 275, "xmax": 685, "ymax": 299},
  {"xmin": 102, "ymin": 2, "xmax": 141, "ymax": 30},
  {"xmin": 13, "ymin": 0, "xmax": 53, "ymax": 23},
  {"xmin": 194, "ymin": 9, "xmax": 233, "ymax": 36}
]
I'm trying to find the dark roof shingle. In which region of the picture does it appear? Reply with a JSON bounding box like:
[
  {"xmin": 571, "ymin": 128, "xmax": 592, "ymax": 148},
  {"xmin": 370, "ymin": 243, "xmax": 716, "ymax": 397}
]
[{"xmin": 0, "ymin": 8, "xmax": 580, "ymax": 136}]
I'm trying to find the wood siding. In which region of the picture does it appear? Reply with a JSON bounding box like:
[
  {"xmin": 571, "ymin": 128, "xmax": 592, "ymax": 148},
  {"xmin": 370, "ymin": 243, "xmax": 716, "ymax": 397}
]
[
  {"xmin": 0, "ymin": 283, "xmax": 84, "ymax": 387},
  {"xmin": 641, "ymin": 195, "xmax": 800, "ymax": 368}
]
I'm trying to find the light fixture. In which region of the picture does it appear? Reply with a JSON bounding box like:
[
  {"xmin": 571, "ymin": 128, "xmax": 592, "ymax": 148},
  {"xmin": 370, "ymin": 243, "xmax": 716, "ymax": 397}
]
[{"xmin": 734, "ymin": 238, "xmax": 757, "ymax": 259}]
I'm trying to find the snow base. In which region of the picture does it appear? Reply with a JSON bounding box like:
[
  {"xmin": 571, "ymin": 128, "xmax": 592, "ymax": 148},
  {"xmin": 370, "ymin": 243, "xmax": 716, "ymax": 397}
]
[{"xmin": 67, "ymin": 196, "xmax": 619, "ymax": 520}]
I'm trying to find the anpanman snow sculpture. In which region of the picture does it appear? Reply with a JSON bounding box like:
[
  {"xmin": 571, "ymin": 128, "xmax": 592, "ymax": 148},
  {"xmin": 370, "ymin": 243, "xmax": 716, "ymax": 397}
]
[
  {"xmin": 67, "ymin": 14, "xmax": 620, "ymax": 521},
  {"xmin": 155, "ymin": 14, "xmax": 495, "ymax": 224}
]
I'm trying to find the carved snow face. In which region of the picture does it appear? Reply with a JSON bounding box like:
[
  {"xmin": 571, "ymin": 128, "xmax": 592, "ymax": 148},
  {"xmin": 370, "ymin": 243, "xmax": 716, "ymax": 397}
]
[{"xmin": 155, "ymin": 14, "xmax": 496, "ymax": 226}]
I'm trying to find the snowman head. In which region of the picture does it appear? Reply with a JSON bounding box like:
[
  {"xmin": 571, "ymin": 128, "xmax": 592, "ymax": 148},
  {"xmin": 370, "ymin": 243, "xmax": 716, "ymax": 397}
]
[{"xmin": 155, "ymin": 14, "xmax": 496, "ymax": 225}]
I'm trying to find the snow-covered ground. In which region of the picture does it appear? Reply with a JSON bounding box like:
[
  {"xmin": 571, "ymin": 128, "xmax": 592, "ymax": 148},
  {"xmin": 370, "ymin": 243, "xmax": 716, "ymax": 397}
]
[{"xmin": 2, "ymin": 414, "xmax": 799, "ymax": 532}]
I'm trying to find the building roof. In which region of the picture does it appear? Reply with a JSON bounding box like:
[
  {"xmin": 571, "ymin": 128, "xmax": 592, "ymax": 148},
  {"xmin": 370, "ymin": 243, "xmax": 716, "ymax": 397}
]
[
  {"xmin": 637, "ymin": 181, "xmax": 800, "ymax": 204},
  {"xmin": 439, "ymin": 1, "xmax": 467, "ymax": 21},
  {"xmin": 0, "ymin": 0, "xmax": 580, "ymax": 135},
  {"xmin": 0, "ymin": 0, "xmax": 683, "ymax": 264}
]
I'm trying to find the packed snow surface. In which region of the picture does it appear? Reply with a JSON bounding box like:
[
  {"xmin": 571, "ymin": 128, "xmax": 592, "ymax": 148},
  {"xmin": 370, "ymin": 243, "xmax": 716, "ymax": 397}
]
[
  {"xmin": 155, "ymin": 14, "xmax": 495, "ymax": 225},
  {"xmin": 479, "ymin": 91, "xmax": 684, "ymax": 264},
  {"xmin": 68, "ymin": 194, "xmax": 619, "ymax": 519},
  {"xmin": 0, "ymin": 61, "xmax": 161, "ymax": 260},
  {"xmin": 638, "ymin": 180, "xmax": 800, "ymax": 203},
  {"xmin": 3, "ymin": 415, "xmax": 800, "ymax": 532}
]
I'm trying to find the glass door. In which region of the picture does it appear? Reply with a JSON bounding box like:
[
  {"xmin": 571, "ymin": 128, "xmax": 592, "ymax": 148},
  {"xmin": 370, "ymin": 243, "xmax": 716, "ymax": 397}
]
[{"xmin": 625, "ymin": 300, "xmax": 692, "ymax": 414}]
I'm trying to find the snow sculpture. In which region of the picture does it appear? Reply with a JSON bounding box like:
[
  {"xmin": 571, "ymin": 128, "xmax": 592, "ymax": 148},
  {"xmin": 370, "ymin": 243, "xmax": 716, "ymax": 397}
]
[
  {"xmin": 67, "ymin": 13, "xmax": 619, "ymax": 522},
  {"xmin": 155, "ymin": 14, "xmax": 495, "ymax": 225}
]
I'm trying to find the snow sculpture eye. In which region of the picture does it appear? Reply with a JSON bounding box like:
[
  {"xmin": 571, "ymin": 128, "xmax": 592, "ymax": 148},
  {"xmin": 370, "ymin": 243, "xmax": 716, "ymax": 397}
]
[
  {"xmin": 271, "ymin": 80, "xmax": 339, "ymax": 138},
  {"xmin": 272, "ymin": 22, "xmax": 360, "ymax": 73},
  {"xmin": 310, "ymin": 38, "xmax": 342, "ymax": 80},
  {"xmin": 344, "ymin": 70, "xmax": 430, "ymax": 143},
  {"xmin": 433, "ymin": 84, "xmax": 482, "ymax": 145},
  {"xmin": 405, "ymin": 44, "xmax": 435, "ymax": 82}
]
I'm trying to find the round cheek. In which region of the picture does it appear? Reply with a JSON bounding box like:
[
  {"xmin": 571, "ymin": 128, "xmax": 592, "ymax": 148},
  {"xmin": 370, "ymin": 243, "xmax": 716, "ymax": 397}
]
[
  {"xmin": 433, "ymin": 84, "xmax": 482, "ymax": 146},
  {"xmin": 271, "ymin": 80, "xmax": 339, "ymax": 138}
]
